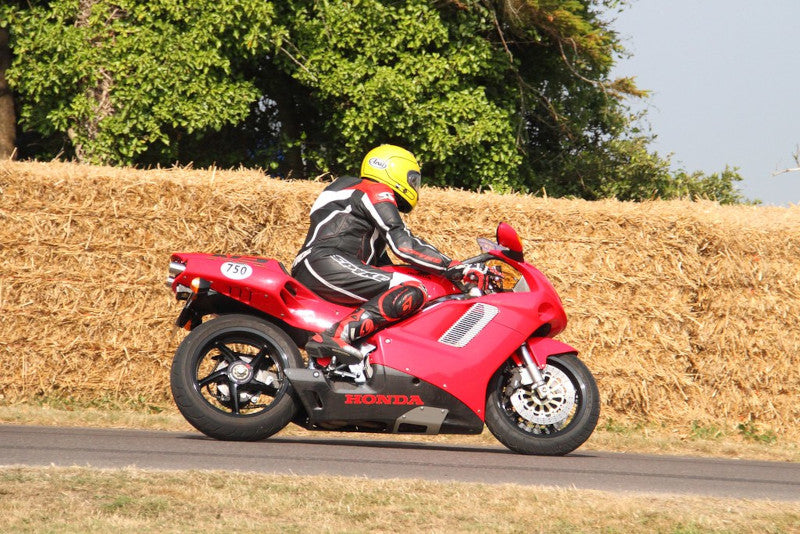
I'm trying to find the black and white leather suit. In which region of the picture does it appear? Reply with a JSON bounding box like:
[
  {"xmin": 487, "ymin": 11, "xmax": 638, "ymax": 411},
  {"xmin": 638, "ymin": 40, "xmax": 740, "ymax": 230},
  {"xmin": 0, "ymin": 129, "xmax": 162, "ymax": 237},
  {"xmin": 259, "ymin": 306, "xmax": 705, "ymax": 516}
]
[{"xmin": 291, "ymin": 175, "xmax": 454, "ymax": 306}]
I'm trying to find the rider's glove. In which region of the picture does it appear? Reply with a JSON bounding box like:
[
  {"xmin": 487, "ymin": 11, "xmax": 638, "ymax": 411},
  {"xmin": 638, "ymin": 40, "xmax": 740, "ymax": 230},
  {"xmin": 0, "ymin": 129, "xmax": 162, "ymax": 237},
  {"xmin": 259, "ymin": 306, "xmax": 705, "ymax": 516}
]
[
  {"xmin": 461, "ymin": 263, "xmax": 490, "ymax": 289},
  {"xmin": 444, "ymin": 262, "xmax": 503, "ymax": 292}
]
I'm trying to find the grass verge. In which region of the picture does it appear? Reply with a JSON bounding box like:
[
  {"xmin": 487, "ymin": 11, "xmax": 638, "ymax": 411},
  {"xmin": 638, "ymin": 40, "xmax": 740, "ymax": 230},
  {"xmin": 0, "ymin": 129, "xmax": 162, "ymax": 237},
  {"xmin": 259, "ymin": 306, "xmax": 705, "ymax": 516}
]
[
  {"xmin": 2, "ymin": 466, "xmax": 799, "ymax": 533},
  {"xmin": 2, "ymin": 401, "xmax": 798, "ymax": 532}
]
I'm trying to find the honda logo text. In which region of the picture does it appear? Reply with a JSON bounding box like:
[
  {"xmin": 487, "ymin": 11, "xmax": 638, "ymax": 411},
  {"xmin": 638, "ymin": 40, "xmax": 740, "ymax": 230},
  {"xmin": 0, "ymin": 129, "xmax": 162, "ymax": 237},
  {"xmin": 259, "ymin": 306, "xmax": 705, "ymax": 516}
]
[{"xmin": 344, "ymin": 394, "xmax": 424, "ymax": 406}]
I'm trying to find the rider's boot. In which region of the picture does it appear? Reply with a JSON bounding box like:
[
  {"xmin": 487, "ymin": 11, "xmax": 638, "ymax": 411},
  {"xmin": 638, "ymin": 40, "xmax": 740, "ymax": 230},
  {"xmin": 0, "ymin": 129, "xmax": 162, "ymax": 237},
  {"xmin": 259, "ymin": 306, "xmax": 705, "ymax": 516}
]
[
  {"xmin": 304, "ymin": 333, "xmax": 364, "ymax": 364},
  {"xmin": 305, "ymin": 309, "xmax": 374, "ymax": 365},
  {"xmin": 305, "ymin": 283, "xmax": 426, "ymax": 365}
]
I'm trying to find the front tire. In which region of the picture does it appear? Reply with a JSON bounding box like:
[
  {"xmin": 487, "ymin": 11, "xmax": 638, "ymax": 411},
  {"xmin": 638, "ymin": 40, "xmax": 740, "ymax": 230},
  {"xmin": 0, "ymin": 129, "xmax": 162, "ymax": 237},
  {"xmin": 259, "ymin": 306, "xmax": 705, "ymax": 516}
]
[
  {"xmin": 170, "ymin": 314, "xmax": 303, "ymax": 441},
  {"xmin": 485, "ymin": 353, "xmax": 599, "ymax": 455}
]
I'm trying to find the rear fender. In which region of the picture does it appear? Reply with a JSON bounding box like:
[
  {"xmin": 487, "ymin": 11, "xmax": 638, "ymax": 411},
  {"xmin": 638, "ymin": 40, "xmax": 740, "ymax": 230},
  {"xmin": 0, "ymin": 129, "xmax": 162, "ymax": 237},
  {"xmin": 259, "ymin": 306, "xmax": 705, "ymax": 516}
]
[
  {"xmin": 175, "ymin": 291, "xmax": 254, "ymax": 329},
  {"xmin": 525, "ymin": 338, "xmax": 578, "ymax": 369},
  {"xmin": 176, "ymin": 292, "xmax": 311, "ymax": 347}
]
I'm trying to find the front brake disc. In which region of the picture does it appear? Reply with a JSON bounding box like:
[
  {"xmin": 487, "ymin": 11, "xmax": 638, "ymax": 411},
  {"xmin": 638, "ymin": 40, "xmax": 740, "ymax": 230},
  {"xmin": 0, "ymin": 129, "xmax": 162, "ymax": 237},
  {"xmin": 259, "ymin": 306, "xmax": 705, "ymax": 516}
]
[{"xmin": 509, "ymin": 365, "xmax": 576, "ymax": 426}]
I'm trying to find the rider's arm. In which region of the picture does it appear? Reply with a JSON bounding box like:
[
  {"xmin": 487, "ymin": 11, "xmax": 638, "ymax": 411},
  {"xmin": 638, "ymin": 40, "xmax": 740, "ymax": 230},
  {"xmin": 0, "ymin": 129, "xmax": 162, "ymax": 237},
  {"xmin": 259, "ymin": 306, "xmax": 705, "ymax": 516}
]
[{"xmin": 359, "ymin": 193, "xmax": 455, "ymax": 273}]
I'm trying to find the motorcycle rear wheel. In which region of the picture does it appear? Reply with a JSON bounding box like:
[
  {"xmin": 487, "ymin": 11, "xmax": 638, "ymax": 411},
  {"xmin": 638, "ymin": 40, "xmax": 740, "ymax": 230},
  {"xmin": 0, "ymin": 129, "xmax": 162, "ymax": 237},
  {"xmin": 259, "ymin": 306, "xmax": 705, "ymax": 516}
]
[
  {"xmin": 170, "ymin": 314, "xmax": 303, "ymax": 441},
  {"xmin": 485, "ymin": 353, "xmax": 599, "ymax": 455}
]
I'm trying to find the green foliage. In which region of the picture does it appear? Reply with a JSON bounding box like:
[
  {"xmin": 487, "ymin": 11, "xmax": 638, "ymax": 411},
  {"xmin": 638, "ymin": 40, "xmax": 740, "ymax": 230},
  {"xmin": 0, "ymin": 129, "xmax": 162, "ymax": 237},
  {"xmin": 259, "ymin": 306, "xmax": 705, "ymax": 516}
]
[
  {"xmin": 281, "ymin": 0, "xmax": 522, "ymax": 189},
  {"xmin": 2, "ymin": 0, "xmax": 750, "ymax": 202},
  {"xmin": 737, "ymin": 420, "xmax": 778, "ymax": 444},
  {"xmin": 689, "ymin": 420, "xmax": 723, "ymax": 441},
  {"xmin": 536, "ymin": 133, "xmax": 750, "ymax": 204},
  {"xmin": 4, "ymin": 0, "xmax": 278, "ymax": 164},
  {"xmin": 669, "ymin": 166, "xmax": 751, "ymax": 204}
]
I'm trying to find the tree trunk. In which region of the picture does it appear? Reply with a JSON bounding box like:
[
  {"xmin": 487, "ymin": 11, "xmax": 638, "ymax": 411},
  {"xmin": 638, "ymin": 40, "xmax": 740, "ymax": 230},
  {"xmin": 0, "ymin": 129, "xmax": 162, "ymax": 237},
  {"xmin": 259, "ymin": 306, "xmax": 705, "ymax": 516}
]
[
  {"xmin": 0, "ymin": 27, "xmax": 17, "ymax": 160},
  {"xmin": 68, "ymin": 0, "xmax": 116, "ymax": 163},
  {"xmin": 266, "ymin": 69, "xmax": 306, "ymax": 179}
]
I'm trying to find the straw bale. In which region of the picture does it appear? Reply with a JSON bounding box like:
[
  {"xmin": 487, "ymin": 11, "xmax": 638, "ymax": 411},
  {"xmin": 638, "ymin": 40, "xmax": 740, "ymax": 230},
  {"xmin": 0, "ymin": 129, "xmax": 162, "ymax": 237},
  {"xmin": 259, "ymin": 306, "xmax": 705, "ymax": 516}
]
[{"xmin": 1, "ymin": 160, "xmax": 799, "ymax": 441}]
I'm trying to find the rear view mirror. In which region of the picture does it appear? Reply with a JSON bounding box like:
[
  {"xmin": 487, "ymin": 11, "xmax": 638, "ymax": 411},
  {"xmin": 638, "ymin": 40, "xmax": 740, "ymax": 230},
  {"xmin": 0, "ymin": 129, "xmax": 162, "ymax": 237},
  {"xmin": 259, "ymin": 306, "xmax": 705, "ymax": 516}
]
[{"xmin": 496, "ymin": 222, "xmax": 523, "ymax": 261}]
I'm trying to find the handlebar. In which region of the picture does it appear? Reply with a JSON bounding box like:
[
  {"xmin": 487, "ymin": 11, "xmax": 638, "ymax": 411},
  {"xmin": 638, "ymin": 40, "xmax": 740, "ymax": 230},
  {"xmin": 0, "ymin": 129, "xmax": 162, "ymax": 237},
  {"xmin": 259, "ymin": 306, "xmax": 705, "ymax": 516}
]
[{"xmin": 460, "ymin": 252, "xmax": 495, "ymax": 265}]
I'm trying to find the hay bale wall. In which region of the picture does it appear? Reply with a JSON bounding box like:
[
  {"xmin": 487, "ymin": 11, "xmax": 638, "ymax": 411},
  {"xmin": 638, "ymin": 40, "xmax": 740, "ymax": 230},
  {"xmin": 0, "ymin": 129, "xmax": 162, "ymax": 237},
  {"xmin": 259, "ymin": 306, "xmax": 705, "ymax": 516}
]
[{"xmin": 1, "ymin": 160, "xmax": 799, "ymax": 439}]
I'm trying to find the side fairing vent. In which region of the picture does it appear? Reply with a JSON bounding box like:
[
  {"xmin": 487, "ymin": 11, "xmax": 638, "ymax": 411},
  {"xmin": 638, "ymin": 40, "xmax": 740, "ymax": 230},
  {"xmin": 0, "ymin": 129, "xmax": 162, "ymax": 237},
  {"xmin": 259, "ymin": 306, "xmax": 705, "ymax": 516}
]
[{"xmin": 438, "ymin": 303, "xmax": 499, "ymax": 348}]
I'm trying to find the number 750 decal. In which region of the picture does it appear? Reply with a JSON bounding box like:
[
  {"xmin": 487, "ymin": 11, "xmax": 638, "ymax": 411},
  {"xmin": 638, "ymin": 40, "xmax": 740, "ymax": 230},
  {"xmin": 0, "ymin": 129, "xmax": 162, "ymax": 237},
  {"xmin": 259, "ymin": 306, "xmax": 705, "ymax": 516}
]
[{"xmin": 220, "ymin": 262, "xmax": 253, "ymax": 280}]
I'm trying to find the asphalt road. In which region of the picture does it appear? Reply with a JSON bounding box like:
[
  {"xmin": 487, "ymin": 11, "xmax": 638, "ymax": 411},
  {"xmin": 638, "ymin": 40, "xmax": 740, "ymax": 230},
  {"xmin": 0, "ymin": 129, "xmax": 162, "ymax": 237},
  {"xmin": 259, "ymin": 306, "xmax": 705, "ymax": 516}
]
[{"xmin": 2, "ymin": 424, "xmax": 798, "ymax": 501}]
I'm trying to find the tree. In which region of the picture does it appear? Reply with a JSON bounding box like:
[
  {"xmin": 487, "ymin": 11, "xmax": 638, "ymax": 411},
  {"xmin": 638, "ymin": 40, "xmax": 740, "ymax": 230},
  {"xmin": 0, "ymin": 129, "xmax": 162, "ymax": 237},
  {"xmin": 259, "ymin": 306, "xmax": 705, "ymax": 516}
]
[
  {"xmin": 0, "ymin": 25, "xmax": 15, "ymax": 159},
  {"xmin": 477, "ymin": 0, "xmax": 667, "ymax": 198},
  {"xmin": 3, "ymin": 0, "xmax": 281, "ymax": 164},
  {"xmin": 274, "ymin": 0, "xmax": 522, "ymax": 188}
]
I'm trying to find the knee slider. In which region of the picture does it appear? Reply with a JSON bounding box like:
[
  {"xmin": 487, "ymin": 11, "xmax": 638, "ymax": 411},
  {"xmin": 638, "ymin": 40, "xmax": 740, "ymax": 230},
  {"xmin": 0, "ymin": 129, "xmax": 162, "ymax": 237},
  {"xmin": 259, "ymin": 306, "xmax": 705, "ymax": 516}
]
[{"xmin": 380, "ymin": 282, "xmax": 425, "ymax": 319}]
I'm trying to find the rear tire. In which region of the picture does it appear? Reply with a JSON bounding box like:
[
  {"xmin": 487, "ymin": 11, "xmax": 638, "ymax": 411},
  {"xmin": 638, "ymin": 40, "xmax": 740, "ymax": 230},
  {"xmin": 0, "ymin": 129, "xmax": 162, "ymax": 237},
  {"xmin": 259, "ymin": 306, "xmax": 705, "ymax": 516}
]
[
  {"xmin": 170, "ymin": 314, "xmax": 303, "ymax": 441},
  {"xmin": 485, "ymin": 353, "xmax": 599, "ymax": 455}
]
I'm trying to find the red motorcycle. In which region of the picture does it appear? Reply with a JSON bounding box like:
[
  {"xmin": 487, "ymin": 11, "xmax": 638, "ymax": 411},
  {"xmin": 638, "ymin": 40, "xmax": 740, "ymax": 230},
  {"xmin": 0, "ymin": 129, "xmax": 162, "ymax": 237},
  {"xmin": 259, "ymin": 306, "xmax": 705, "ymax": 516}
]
[{"xmin": 166, "ymin": 223, "xmax": 599, "ymax": 455}]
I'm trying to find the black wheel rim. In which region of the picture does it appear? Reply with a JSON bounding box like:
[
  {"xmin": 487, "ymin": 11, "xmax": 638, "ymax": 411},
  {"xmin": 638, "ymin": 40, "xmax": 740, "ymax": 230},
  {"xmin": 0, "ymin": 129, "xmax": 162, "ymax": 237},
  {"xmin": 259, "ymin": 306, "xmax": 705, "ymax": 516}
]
[{"xmin": 192, "ymin": 331, "xmax": 289, "ymax": 416}]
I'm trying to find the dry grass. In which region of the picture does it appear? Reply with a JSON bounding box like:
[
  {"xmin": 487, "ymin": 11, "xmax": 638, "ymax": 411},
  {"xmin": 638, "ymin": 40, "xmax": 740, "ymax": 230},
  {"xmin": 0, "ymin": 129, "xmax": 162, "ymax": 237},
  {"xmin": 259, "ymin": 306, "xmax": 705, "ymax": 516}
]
[
  {"xmin": 2, "ymin": 466, "xmax": 799, "ymax": 533},
  {"xmin": 2, "ymin": 160, "xmax": 800, "ymax": 443}
]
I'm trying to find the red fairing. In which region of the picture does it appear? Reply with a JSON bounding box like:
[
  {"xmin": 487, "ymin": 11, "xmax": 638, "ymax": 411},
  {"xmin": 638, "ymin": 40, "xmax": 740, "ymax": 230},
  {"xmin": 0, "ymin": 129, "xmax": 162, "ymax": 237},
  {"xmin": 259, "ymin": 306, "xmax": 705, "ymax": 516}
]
[
  {"xmin": 364, "ymin": 260, "xmax": 570, "ymax": 417},
  {"xmin": 367, "ymin": 292, "xmax": 541, "ymax": 418},
  {"xmin": 526, "ymin": 338, "xmax": 578, "ymax": 368},
  {"xmin": 488, "ymin": 249, "xmax": 568, "ymax": 337}
]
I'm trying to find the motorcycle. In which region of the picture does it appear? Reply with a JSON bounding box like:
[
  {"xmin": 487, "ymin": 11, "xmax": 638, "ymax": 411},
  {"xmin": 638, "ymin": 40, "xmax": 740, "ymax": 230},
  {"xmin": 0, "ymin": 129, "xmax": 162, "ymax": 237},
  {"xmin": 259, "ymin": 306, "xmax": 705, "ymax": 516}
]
[{"xmin": 165, "ymin": 222, "xmax": 599, "ymax": 455}]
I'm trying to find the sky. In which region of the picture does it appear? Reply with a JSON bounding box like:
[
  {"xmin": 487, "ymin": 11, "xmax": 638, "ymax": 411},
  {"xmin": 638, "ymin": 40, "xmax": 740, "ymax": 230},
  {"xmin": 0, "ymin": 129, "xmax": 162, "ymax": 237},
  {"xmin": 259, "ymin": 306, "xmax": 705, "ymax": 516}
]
[{"xmin": 609, "ymin": 0, "xmax": 800, "ymax": 205}]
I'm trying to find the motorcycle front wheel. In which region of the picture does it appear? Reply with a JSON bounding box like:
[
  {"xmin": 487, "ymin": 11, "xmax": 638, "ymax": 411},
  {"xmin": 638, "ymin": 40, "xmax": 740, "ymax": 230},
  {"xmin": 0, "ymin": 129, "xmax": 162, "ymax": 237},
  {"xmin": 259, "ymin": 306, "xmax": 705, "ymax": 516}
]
[
  {"xmin": 170, "ymin": 314, "xmax": 303, "ymax": 441},
  {"xmin": 485, "ymin": 353, "xmax": 599, "ymax": 455}
]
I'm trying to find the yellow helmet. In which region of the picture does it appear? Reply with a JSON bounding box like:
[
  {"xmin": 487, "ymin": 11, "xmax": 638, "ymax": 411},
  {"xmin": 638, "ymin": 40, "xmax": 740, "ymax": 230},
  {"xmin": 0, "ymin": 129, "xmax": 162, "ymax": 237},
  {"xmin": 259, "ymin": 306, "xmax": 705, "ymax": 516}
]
[{"xmin": 360, "ymin": 145, "xmax": 421, "ymax": 212}]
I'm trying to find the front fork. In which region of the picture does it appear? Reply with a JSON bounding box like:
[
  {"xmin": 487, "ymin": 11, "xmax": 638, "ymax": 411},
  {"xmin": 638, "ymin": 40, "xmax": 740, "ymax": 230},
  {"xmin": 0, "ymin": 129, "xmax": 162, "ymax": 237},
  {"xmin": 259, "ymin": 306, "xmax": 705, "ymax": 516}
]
[{"xmin": 515, "ymin": 344, "xmax": 550, "ymax": 398}]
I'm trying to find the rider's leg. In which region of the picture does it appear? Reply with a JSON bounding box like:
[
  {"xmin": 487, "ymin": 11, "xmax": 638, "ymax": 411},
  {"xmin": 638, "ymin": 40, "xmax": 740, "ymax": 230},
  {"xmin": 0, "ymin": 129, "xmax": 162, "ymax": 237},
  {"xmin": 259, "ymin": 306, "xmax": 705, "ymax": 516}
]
[
  {"xmin": 306, "ymin": 281, "xmax": 426, "ymax": 364},
  {"xmin": 334, "ymin": 281, "xmax": 426, "ymax": 341},
  {"xmin": 293, "ymin": 254, "xmax": 428, "ymax": 364}
]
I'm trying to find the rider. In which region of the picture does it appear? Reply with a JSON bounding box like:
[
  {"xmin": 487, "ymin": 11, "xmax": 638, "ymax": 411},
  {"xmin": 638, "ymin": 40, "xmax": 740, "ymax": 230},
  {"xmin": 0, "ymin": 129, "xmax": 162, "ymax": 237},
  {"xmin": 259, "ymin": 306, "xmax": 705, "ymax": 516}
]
[{"xmin": 292, "ymin": 144, "xmax": 470, "ymax": 364}]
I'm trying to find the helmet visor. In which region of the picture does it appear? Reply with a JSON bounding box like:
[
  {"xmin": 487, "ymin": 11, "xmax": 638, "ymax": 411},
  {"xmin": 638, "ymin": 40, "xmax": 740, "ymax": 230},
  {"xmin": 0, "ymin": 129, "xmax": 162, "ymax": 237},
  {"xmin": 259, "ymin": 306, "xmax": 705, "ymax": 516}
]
[{"xmin": 407, "ymin": 170, "xmax": 421, "ymax": 192}]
